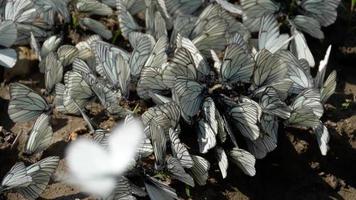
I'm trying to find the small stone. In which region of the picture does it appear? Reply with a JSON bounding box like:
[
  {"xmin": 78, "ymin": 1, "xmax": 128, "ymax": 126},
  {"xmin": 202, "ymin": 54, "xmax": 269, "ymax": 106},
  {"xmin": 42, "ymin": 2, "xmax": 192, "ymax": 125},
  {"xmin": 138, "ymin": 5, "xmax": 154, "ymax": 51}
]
[
  {"xmin": 324, "ymin": 174, "xmax": 339, "ymax": 189},
  {"xmin": 310, "ymin": 161, "xmax": 320, "ymax": 170}
]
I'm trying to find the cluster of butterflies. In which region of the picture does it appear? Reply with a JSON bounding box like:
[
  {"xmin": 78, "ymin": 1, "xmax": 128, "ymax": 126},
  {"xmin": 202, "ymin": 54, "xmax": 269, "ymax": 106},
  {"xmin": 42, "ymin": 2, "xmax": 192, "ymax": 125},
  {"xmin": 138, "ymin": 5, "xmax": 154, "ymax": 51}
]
[
  {"xmin": 0, "ymin": 0, "xmax": 340, "ymax": 199},
  {"xmin": 0, "ymin": 0, "xmax": 69, "ymax": 68}
]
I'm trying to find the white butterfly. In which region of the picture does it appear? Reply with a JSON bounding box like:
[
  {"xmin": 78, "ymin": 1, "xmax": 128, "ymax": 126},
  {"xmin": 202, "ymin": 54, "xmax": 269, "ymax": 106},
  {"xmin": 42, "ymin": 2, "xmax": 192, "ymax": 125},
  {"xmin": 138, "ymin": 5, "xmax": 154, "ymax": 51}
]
[{"xmin": 65, "ymin": 116, "xmax": 144, "ymax": 198}]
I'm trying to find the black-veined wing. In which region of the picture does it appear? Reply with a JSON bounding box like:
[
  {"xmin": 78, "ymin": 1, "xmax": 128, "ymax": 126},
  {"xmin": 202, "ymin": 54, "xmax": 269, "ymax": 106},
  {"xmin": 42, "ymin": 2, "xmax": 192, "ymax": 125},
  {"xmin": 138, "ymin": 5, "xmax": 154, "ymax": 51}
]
[
  {"xmin": 64, "ymin": 68, "xmax": 94, "ymax": 107},
  {"xmin": 240, "ymin": 96, "xmax": 263, "ymax": 119},
  {"xmin": 215, "ymin": 147, "xmax": 228, "ymax": 179},
  {"xmin": 92, "ymin": 129, "xmax": 110, "ymax": 147},
  {"xmin": 294, "ymin": 88, "xmax": 323, "ymax": 117},
  {"xmin": 177, "ymin": 35, "xmax": 210, "ymax": 78},
  {"xmin": 101, "ymin": 0, "xmax": 116, "ymax": 7},
  {"xmin": 37, "ymin": 35, "xmax": 62, "ymax": 72},
  {"xmin": 314, "ymin": 45, "xmax": 332, "ymax": 88},
  {"xmin": 174, "ymin": 79, "xmax": 205, "ymax": 121},
  {"xmin": 155, "ymin": 0, "xmax": 171, "ymax": 20},
  {"xmin": 106, "ymin": 176, "xmax": 147, "ymax": 200},
  {"xmin": 57, "ymin": 45, "xmax": 79, "ymax": 67},
  {"xmin": 90, "ymin": 40, "xmax": 130, "ymax": 92},
  {"xmin": 76, "ymin": 0, "xmax": 113, "ymax": 16},
  {"xmin": 62, "ymin": 67, "xmax": 93, "ymax": 109},
  {"xmin": 121, "ymin": 0, "xmax": 146, "ymax": 15},
  {"xmin": 240, "ymin": 0, "xmax": 279, "ymax": 18},
  {"xmin": 30, "ymin": 32, "xmax": 41, "ymax": 61},
  {"xmin": 137, "ymin": 134, "xmax": 154, "ymax": 158},
  {"xmin": 252, "ymin": 78, "xmax": 293, "ymax": 101},
  {"xmin": 210, "ymin": 49, "xmax": 222, "ymax": 75},
  {"xmin": 202, "ymin": 97, "xmax": 218, "ymax": 135},
  {"xmin": 0, "ymin": 162, "xmax": 32, "ymax": 192},
  {"xmin": 228, "ymin": 100, "xmax": 261, "ymax": 141},
  {"xmin": 228, "ymin": 32, "xmax": 250, "ymax": 53},
  {"xmin": 129, "ymin": 33, "xmax": 156, "ymax": 78},
  {"xmin": 76, "ymin": 35, "xmax": 101, "ymax": 61},
  {"xmin": 215, "ymin": 110, "xmax": 228, "ymax": 144},
  {"xmin": 287, "ymin": 108, "xmax": 321, "ymax": 128},
  {"xmin": 79, "ymin": 18, "xmax": 113, "ymax": 40},
  {"xmin": 191, "ymin": 15, "xmax": 228, "ymax": 55},
  {"xmin": 54, "ymin": 83, "xmax": 74, "ymax": 114},
  {"xmin": 300, "ymin": 0, "xmax": 341, "ymax": 27},
  {"xmin": 240, "ymin": 0, "xmax": 279, "ymax": 32},
  {"xmin": 188, "ymin": 155, "xmax": 210, "ymax": 186},
  {"xmin": 117, "ymin": 0, "xmax": 142, "ymax": 39},
  {"xmin": 145, "ymin": 1, "xmax": 168, "ymax": 40},
  {"xmin": 24, "ymin": 114, "xmax": 53, "ymax": 154},
  {"xmin": 246, "ymin": 133, "xmax": 277, "ymax": 159},
  {"xmin": 145, "ymin": 0, "xmax": 155, "ymax": 36},
  {"xmin": 260, "ymin": 87, "xmax": 291, "ymax": 119},
  {"xmin": 169, "ymin": 128, "xmax": 193, "ymax": 168},
  {"xmin": 0, "ymin": 20, "xmax": 17, "ymax": 48},
  {"xmin": 313, "ymin": 121, "xmax": 330, "ymax": 156},
  {"xmin": 142, "ymin": 102, "xmax": 181, "ymax": 132},
  {"xmin": 34, "ymin": 0, "xmax": 70, "ymax": 25},
  {"xmin": 320, "ymin": 70, "xmax": 336, "ymax": 104},
  {"xmin": 253, "ymin": 49, "xmax": 288, "ymax": 88},
  {"xmin": 8, "ymin": 83, "xmax": 50, "ymax": 123},
  {"xmin": 197, "ymin": 119, "xmax": 217, "ymax": 154},
  {"xmin": 0, "ymin": 48, "xmax": 17, "ymax": 68},
  {"xmin": 144, "ymin": 175, "xmax": 178, "ymax": 200},
  {"xmin": 162, "ymin": 47, "xmax": 198, "ymax": 88},
  {"xmin": 287, "ymin": 89, "xmax": 323, "ymax": 128},
  {"xmin": 170, "ymin": 15, "xmax": 197, "ymax": 48},
  {"xmin": 45, "ymin": 52, "xmax": 63, "ymax": 93},
  {"xmin": 163, "ymin": 0, "xmax": 203, "ymax": 17},
  {"xmin": 166, "ymin": 157, "xmax": 194, "ymax": 187},
  {"xmin": 137, "ymin": 66, "xmax": 168, "ymax": 100},
  {"xmin": 74, "ymin": 59, "xmax": 125, "ymax": 115},
  {"xmin": 258, "ymin": 14, "xmax": 290, "ymax": 53},
  {"xmin": 149, "ymin": 121, "xmax": 167, "ymax": 169},
  {"xmin": 4, "ymin": 0, "xmax": 37, "ymax": 23},
  {"xmin": 229, "ymin": 147, "xmax": 256, "ymax": 176},
  {"xmin": 221, "ymin": 43, "xmax": 255, "ymax": 85},
  {"xmin": 215, "ymin": 0, "xmax": 243, "ymax": 15},
  {"xmin": 290, "ymin": 28, "xmax": 315, "ymax": 67},
  {"xmin": 153, "ymin": 11, "xmax": 168, "ymax": 40},
  {"xmin": 292, "ymin": 15, "xmax": 324, "ymax": 39},
  {"xmin": 17, "ymin": 156, "xmax": 59, "ymax": 200},
  {"xmin": 91, "ymin": 82, "xmax": 124, "ymax": 115},
  {"xmin": 15, "ymin": 24, "xmax": 48, "ymax": 46},
  {"xmin": 275, "ymin": 49, "xmax": 313, "ymax": 94},
  {"xmin": 91, "ymin": 40, "xmax": 130, "ymax": 74},
  {"xmin": 144, "ymin": 36, "xmax": 168, "ymax": 69},
  {"xmin": 149, "ymin": 92, "xmax": 172, "ymax": 105},
  {"xmin": 260, "ymin": 114, "xmax": 278, "ymax": 143}
]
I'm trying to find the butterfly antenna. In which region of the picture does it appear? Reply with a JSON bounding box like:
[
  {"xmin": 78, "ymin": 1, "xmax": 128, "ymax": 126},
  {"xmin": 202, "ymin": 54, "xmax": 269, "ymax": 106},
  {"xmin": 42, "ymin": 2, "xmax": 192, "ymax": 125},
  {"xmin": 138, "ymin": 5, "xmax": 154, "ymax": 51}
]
[
  {"xmin": 132, "ymin": 103, "xmax": 140, "ymax": 114},
  {"xmin": 11, "ymin": 130, "xmax": 22, "ymax": 149},
  {"xmin": 72, "ymin": 99, "xmax": 95, "ymax": 133}
]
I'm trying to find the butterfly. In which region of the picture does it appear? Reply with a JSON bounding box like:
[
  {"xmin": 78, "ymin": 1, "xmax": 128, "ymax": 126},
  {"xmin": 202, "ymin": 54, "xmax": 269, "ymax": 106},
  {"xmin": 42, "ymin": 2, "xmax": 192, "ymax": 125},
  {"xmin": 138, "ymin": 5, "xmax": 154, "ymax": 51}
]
[
  {"xmin": 0, "ymin": 156, "xmax": 59, "ymax": 200},
  {"xmin": 8, "ymin": 83, "xmax": 50, "ymax": 123},
  {"xmin": 24, "ymin": 113, "xmax": 53, "ymax": 154},
  {"xmin": 65, "ymin": 116, "xmax": 144, "ymax": 198}
]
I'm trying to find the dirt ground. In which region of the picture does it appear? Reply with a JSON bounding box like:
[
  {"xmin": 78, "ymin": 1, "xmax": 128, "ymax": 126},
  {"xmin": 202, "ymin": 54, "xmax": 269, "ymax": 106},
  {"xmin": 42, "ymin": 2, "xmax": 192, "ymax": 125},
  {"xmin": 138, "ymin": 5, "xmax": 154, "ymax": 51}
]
[{"xmin": 1, "ymin": 7, "xmax": 356, "ymax": 200}]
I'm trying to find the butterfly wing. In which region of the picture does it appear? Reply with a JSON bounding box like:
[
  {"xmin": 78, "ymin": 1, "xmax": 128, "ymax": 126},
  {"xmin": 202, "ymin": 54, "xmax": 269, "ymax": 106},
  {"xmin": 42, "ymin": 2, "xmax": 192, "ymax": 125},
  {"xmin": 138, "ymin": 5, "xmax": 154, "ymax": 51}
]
[
  {"xmin": 8, "ymin": 83, "xmax": 50, "ymax": 123},
  {"xmin": 25, "ymin": 114, "xmax": 53, "ymax": 154}
]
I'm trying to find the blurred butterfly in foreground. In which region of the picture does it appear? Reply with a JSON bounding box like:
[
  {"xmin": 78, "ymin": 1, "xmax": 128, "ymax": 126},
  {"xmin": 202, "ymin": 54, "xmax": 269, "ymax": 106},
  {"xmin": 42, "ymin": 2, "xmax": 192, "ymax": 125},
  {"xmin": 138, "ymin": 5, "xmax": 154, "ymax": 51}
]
[{"xmin": 65, "ymin": 115, "xmax": 144, "ymax": 198}]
